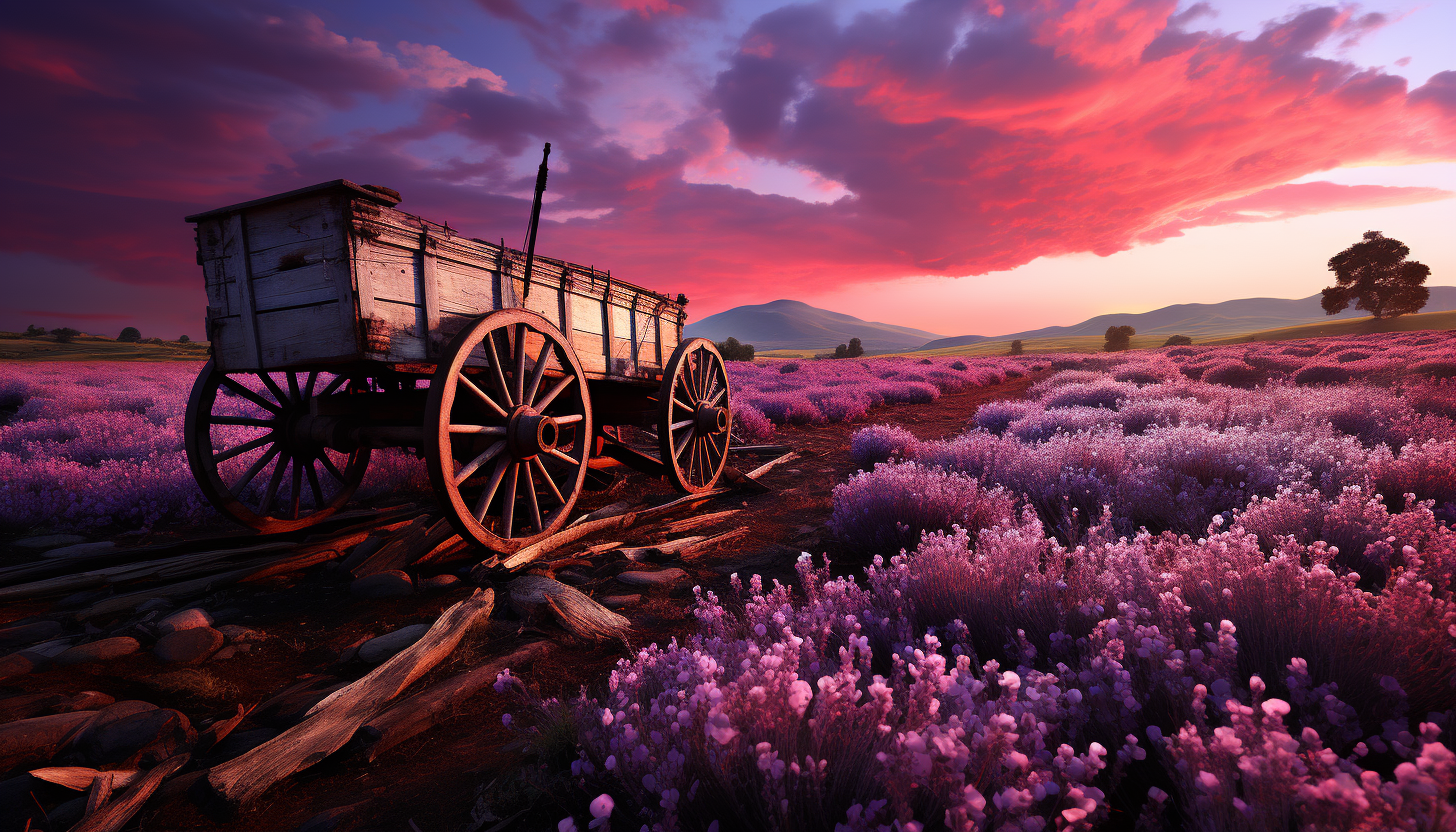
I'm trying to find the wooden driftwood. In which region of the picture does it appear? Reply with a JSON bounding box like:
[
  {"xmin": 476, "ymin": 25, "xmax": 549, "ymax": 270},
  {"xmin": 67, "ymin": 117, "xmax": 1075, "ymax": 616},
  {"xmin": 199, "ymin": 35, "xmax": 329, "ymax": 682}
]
[
  {"xmin": 71, "ymin": 753, "xmax": 189, "ymax": 832},
  {"xmin": 85, "ymin": 771, "xmax": 114, "ymax": 817},
  {"xmin": 507, "ymin": 576, "xmax": 630, "ymax": 643},
  {"xmin": 496, "ymin": 488, "xmax": 729, "ymax": 571},
  {"xmin": 358, "ymin": 640, "xmax": 553, "ymax": 762},
  {"xmin": 29, "ymin": 766, "xmax": 140, "ymax": 792},
  {"xmin": 620, "ymin": 526, "xmax": 750, "ymax": 563},
  {"xmin": 0, "ymin": 710, "xmax": 97, "ymax": 772},
  {"xmin": 205, "ymin": 589, "xmax": 495, "ymax": 808},
  {"xmin": 745, "ymin": 451, "xmax": 798, "ymax": 480},
  {"xmin": 349, "ymin": 516, "xmax": 454, "ymax": 578},
  {"xmin": 659, "ymin": 509, "xmax": 742, "ymax": 535},
  {"xmin": 567, "ymin": 501, "xmax": 635, "ymax": 528}
]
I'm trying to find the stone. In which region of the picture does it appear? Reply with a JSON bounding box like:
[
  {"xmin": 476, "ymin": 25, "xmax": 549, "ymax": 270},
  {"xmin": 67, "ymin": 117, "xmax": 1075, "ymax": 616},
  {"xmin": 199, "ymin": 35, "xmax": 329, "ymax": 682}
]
[
  {"xmin": 217, "ymin": 625, "xmax": 258, "ymax": 642},
  {"xmin": 554, "ymin": 569, "xmax": 592, "ymax": 585},
  {"xmin": 136, "ymin": 598, "xmax": 174, "ymax": 613},
  {"xmin": 418, "ymin": 574, "xmax": 461, "ymax": 592},
  {"xmin": 75, "ymin": 707, "xmax": 195, "ymax": 768},
  {"xmin": 598, "ymin": 594, "xmax": 642, "ymax": 609},
  {"xmin": 156, "ymin": 608, "xmax": 213, "ymax": 635},
  {"xmin": 213, "ymin": 646, "xmax": 237, "ymax": 660},
  {"xmin": 253, "ymin": 677, "xmax": 347, "ymax": 728},
  {"xmin": 357, "ymin": 624, "xmax": 429, "ymax": 664},
  {"xmin": 0, "ymin": 620, "xmax": 63, "ymax": 652},
  {"xmin": 69, "ymin": 700, "xmax": 159, "ymax": 751},
  {"xmin": 0, "ymin": 652, "xmax": 39, "ymax": 682},
  {"xmin": 615, "ymin": 568, "xmax": 689, "ymax": 587},
  {"xmin": 27, "ymin": 638, "xmax": 78, "ymax": 658},
  {"xmin": 40, "ymin": 541, "xmax": 117, "ymax": 560},
  {"xmin": 12, "ymin": 534, "xmax": 86, "ymax": 550},
  {"xmin": 153, "ymin": 627, "xmax": 225, "ymax": 664},
  {"xmin": 350, "ymin": 570, "xmax": 414, "ymax": 599},
  {"xmin": 54, "ymin": 637, "xmax": 141, "ymax": 665}
]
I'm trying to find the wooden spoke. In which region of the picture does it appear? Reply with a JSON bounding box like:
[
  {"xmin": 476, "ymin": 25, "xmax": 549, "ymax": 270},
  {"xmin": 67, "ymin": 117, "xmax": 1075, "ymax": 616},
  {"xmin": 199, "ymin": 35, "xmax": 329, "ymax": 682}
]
[
  {"xmin": 257, "ymin": 373, "xmax": 289, "ymax": 407},
  {"xmin": 531, "ymin": 456, "xmax": 565, "ymax": 505},
  {"xmin": 210, "ymin": 416, "xmax": 274, "ymax": 427},
  {"xmin": 305, "ymin": 455, "xmax": 325, "ymax": 508},
  {"xmin": 230, "ymin": 444, "xmax": 281, "ymax": 497},
  {"xmin": 553, "ymin": 413, "xmax": 583, "ymax": 426},
  {"xmin": 318, "ymin": 451, "xmax": 347, "ymax": 483},
  {"xmin": 448, "ymin": 424, "xmax": 507, "ymax": 435},
  {"xmin": 673, "ymin": 395, "xmax": 694, "ymax": 412},
  {"xmin": 501, "ymin": 463, "xmax": 520, "ymax": 538},
  {"xmin": 319, "ymin": 374, "xmax": 349, "ymax": 397},
  {"xmin": 483, "ymin": 327, "xmax": 513, "ymax": 407},
  {"xmin": 459, "ymin": 375, "xmax": 510, "ymax": 420},
  {"xmin": 523, "ymin": 464, "xmax": 543, "ymax": 533},
  {"xmin": 535, "ymin": 374, "xmax": 574, "ymax": 412},
  {"xmin": 258, "ymin": 451, "xmax": 289, "ymax": 517},
  {"xmin": 669, "ymin": 418, "xmax": 693, "ymax": 432},
  {"xmin": 673, "ymin": 426, "xmax": 696, "ymax": 460},
  {"xmin": 546, "ymin": 448, "xmax": 579, "ymax": 468},
  {"xmin": 289, "ymin": 459, "xmax": 303, "ymax": 520},
  {"xmin": 473, "ymin": 458, "xmax": 510, "ymax": 523},
  {"xmin": 524, "ymin": 340, "xmax": 553, "ymax": 407},
  {"xmin": 213, "ymin": 433, "xmax": 275, "ymax": 464},
  {"xmin": 303, "ymin": 371, "xmax": 318, "ymax": 400},
  {"xmin": 220, "ymin": 376, "xmax": 281, "ymax": 414},
  {"xmin": 704, "ymin": 385, "xmax": 726, "ymax": 408},
  {"xmin": 454, "ymin": 441, "xmax": 506, "ymax": 487},
  {"xmin": 287, "ymin": 371, "xmax": 302, "ymax": 404},
  {"xmin": 512, "ymin": 323, "xmax": 527, "ymax": 406}
]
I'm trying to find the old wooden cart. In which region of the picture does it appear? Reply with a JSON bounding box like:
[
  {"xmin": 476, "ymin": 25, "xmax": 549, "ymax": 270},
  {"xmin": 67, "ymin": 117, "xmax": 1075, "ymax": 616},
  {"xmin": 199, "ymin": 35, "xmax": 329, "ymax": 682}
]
[{"xmin": 183, "ymin": 179, "xmax": 733, "ymax": 553}]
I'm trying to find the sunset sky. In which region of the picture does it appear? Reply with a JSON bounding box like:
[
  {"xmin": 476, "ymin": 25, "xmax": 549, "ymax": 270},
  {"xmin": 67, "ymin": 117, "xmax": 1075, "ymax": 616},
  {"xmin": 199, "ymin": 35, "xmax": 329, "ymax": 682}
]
[{"xmin": 2, "ymin": 0, "xmax": 1453, "ymax": 341}]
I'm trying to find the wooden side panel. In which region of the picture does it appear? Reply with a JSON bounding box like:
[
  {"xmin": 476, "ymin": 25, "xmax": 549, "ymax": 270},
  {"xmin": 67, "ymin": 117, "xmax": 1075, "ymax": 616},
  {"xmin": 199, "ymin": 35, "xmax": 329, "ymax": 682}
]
[
  {"xmin": 255, "ymin": 302, "xmax": 352, "ymax": 367},
  {"xmin": 572, "ymin": 331, "xmax": 608, "ymax": 375},
  {"xmin": 635, "ymin": 313, "xmax": 659, "ymax": 370},
  {"xmin": 216, "ymin": 213, "xmax": 260, "ymax": 371}
]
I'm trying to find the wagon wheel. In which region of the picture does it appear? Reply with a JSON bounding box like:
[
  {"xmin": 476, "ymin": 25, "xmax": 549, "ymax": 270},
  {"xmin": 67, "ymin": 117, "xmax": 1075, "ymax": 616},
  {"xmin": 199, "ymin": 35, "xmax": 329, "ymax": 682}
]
[
  {"xmin": 658, "ymin": 338, "xmax": 732, "ymax": 493},
  {"xmin": 185, "ymin": 360, "xmax": 371, "ymax": 532},
  {"xmin": 425, "ymin": 310, "xmax": 592, "ymax": 553}
]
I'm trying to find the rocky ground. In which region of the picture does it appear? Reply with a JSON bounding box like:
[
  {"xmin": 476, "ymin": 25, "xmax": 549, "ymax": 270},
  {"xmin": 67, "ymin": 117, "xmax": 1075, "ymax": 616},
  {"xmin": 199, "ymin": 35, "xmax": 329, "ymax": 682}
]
[{"xmin": 0, "ymin": 374, "xmax": 1032, "ymax": 832}]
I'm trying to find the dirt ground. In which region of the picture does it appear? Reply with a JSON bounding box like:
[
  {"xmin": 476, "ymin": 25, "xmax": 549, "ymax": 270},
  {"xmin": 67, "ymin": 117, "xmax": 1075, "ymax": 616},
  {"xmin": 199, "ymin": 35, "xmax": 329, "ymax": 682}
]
[{"xmin": 0, "ymin": 374, "xmax": 1033, "ymax": 832}]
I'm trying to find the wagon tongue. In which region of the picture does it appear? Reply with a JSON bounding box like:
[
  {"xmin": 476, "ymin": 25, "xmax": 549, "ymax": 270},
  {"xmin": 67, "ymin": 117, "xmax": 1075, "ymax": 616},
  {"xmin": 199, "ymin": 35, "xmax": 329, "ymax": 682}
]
[{"xmin": 521, "ymin": 142, "xmax": 551, "ymax": 300}]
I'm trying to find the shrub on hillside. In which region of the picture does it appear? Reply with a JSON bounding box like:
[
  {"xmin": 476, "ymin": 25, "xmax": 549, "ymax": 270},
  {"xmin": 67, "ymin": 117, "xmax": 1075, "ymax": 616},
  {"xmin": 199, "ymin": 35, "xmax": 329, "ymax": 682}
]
[
  {"xmin": 1294, "ymin": 364, "xmax": 1356, "ymax": 386},
  {"xmin": 716, "ymin": 337, "xmax": 755, "ymax": 361},
  {"xmin": 1201, "ymin": 360, "xmax": 1267, "ymax": 388},
  {"xmin": 849, "ymin": 424, "xmax": 918, "ymax": 468},
  {"xmin": 828, "ymin": 461, "xmax": 1015, "ymax": 556},
  {"xmin": 118, "ymin": 326, "xmax": 141, "ymax": 343}
]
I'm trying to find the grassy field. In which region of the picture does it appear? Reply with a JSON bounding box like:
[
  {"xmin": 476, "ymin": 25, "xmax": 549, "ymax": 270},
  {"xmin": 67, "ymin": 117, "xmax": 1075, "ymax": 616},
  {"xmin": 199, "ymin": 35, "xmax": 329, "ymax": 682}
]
[
  {"xmin": 0, "ymin": 334, "xmax": 211, "ymax": 361},
  {"xmin": 1202, "ymin": 309, "xmax": 1456, "ymax": 345}
]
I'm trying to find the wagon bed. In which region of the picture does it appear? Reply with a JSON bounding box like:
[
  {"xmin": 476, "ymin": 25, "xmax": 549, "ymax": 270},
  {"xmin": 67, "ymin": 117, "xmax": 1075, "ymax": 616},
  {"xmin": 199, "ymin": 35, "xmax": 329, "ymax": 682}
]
[{"xmin": 187, "ymin": 179, "xmax": 683, "ymax": 383}]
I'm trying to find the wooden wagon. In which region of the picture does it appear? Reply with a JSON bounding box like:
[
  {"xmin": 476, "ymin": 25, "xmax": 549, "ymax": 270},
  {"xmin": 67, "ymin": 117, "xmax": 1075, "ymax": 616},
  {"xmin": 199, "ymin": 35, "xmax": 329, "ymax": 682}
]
[{"xmin": 183, "ymin": 178, "xmax": 733, "ymax": 553}]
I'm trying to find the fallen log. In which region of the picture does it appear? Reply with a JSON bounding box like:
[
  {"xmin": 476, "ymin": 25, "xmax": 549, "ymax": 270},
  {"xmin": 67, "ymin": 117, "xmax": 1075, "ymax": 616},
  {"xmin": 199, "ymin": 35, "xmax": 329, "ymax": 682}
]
[
  {"xmin": 84, "ymin": 770, "xmax": 114, "ymax": 816},
  {"xmin": 566, "ymin": 500, "xmax": 635, "ymax": 528},
  {"xmin": 410, "ymin": 535, "xmax": 471, "ymax": 567},
  {"xmin": 205, "ymin": 589, "xmax": 495, "ymax": 808},
  {"xmin": 357, "ymin": 640, "xmax": 553, "ymax": 763},
  {"xmin": 71, "ymin": 753, "xmax": 189, "ymax": 832},
  {"xmin": 0, "ymin": 544, "xmax": 292, "ymax": 603},
  {"xmin": 507, "ymin": 576, "xmax": 630, "ymax": 643},
  {"xmin": 0, "ymin": 710, "xmax": 97, "ymax": 772},
  {"xmin": 729, "ymin": 444, "xmax": 793, "ymax": 455},
  {"xmin": 76, "ymin": 563, "xmax": 274, "ymax": 621},
  {"xmin": 349, "ymin": 516, "xmax": 450, "ymax": 578},
  {"xmin": 659, "ymin": 509, "xmax": 742, "ymax": 535},
  {"xmin": 617, "ymin": 537, "xmax": 706, "ymax": 563},
  {"xmin": 745, "ymin": 451, "xmax": 798, "ymax": 480},
  {"xmin": 496, "ymin": 488, "xmax": 729, "ymax": 571}
]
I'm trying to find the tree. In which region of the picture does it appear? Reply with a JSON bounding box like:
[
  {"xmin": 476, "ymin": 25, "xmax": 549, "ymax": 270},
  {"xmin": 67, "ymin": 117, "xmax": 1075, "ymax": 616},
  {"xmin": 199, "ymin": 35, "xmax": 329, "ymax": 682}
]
[
  {"xmin": 1104, "ymin": 325, "xmax": 1135, "ymax": 352},
  {"xmin": 24, "ymin": 325, "xmax": 46, "ymax": 337},
  {"xmin": 834, "ymin": 344, "xmax": 848, "ymax": 359},
  {"xmin": 1163, "ymin": 334, "xmax": 1193, "ymax": 347},
  {"xmin": 1009, "ymin": 339, "xmax": 1024, "ymax": 356},
  {"xmin": 179, "ymin": 334, "xmax": 191, "ymax": 343},
  {"xmin": 847, "ymin": 337, "xmax": 864, "ymax": 358},
  {"xmin": 715, "ymin": 337, "xmax": 755, "ymax": 362},
  {"xmin": 53, "ymin": 327, "xmax": 81, "ymax": 344},
  {"xmin": 1321, "ymin": 231, "xmax": 1430, "ymax": 320},
  {"xmin": 118, "ymin": 326, "xmax": 141, "ymax": 343}
]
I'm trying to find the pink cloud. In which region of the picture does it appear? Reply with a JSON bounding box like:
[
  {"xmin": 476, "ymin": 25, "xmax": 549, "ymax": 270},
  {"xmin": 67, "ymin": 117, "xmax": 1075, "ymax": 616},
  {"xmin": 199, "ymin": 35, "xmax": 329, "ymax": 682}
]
[{"xmin": 1141, "ymin": 181, "xmax": 1454, "ymax": 239}]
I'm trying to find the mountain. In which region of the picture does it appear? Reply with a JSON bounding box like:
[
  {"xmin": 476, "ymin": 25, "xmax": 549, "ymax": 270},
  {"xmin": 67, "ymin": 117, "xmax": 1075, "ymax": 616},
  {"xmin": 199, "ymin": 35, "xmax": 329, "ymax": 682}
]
[
  {"xmin": 917, "ymin": 287, "xmax": 1456, "ymax": 351},
  {"xmin": 684, "ymin": 299, "xmax": 946, "ymax": 352}
]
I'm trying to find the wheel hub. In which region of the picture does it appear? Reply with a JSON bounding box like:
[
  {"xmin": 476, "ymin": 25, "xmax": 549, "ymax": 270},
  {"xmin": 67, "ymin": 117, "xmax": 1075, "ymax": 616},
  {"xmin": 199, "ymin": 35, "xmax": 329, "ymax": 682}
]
[
  {"xmin": 694, "ymin": 404, "xmax": 728, "ymax": 435},
  {"xmin": 507, "ymin": 406, "xmax": 559, "ymax": 459}
]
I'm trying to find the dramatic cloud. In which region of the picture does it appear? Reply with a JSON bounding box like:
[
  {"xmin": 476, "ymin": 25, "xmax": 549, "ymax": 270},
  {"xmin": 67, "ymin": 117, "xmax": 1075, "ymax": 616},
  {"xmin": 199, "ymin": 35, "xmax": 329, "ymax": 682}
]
[{"xmin": 1, "ymin": 0, "xmax": 1453, "ymax": 329}]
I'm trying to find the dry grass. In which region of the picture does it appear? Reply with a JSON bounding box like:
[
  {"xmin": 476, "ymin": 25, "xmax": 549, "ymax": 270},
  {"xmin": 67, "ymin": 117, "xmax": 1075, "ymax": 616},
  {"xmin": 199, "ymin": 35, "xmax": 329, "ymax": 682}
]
[{"xmin": 146, "ymin": 668, "xmax": 241, "ymax": 704}]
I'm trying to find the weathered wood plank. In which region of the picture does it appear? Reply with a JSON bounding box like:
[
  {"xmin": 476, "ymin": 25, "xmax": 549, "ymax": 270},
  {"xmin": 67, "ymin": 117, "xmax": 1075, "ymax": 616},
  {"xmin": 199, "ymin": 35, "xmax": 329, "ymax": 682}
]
[
  {"xmin": 206, "ymin": 589, "xmax": 495, "ymax": 807},
  {"xmin": 71, "ymin": 753, "xmax": 188, "ymax": 832},
  {"xmin": 255, "ymin": 301, "xmax": 354, "ymax": 366}
]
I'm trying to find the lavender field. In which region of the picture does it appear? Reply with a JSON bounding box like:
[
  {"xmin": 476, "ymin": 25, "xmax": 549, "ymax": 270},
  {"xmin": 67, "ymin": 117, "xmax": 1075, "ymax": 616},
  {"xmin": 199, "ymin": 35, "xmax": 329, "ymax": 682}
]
[{"xmin": 499, "ymin": 330, "xmax": 1456, "ymax": 832}]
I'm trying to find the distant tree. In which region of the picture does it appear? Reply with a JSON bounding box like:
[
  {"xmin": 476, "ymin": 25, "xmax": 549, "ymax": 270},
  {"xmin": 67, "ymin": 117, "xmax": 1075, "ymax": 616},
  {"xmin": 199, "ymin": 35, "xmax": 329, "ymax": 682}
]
[
  {"xmin": 118, "ymin": 326, "xmax": 141, "ymax": 343},
  {"xmin": 715, "ymin": 337, "xmax": 755, "ymax": 362},
  {"xmin": 1163, "ymin": 334, "xmax": 1193, "ymax": 347},
  {"xmin": 1104, "ymin": 325, "xmax": 1135, "ymax": 352},
  {"xmin": 24, "ymin": 325, "xmax": 46, "ymax": 337},
  {"xmin": 847, "ymin": 337, "xmax": 864, "ymax": 358},
  {"xmin": 1322, "ymin": 231, "xmax": 1430, "ymax": 320},
  {"xmin": 52, "ymin": 327, "xmax": 81, "ymax": 344},
  {"xmin": 178, "ymin": 334, "xmax": 191, "ymax": 343},
  {"xmin": 834, "ymin": 344, "xmax": 848, "ymax": 359},
  {"xmin": 1009, "ymin": 339, "xmax": 1024, "ymax": 356}
]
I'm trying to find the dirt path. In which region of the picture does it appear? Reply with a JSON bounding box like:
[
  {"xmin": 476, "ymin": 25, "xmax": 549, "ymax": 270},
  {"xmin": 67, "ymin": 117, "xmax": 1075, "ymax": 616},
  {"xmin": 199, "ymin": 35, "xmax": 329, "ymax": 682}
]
[{"xmin": 1, "ymin": 375, "xmax": 1033, "ymax": 832}]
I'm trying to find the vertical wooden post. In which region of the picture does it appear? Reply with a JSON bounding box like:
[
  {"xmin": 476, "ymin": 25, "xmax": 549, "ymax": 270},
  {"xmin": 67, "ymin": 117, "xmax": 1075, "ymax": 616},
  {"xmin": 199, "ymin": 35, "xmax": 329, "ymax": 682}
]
[
  {"xmin": 235, "ymin": 213, "xmax": 263, "ymax": 370},
  {"xmin": 420, "ymin": 231, "xmax": 440, "ymax": 355},
  {"xmin": 601, "ymin": 270, "xmax": 613, "ymax": 376}
]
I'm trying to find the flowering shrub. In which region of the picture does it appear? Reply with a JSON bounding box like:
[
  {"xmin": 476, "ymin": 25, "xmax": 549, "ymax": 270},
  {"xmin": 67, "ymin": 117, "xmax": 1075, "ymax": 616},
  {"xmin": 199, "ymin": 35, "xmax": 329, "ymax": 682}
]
[
  {"xmin": 828, "ymin": 462, "xmax": 1015, "ymax": 557},
  {"xmin": 848, "ymin": 424, "xmax": 917, "ymax": 469}
]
